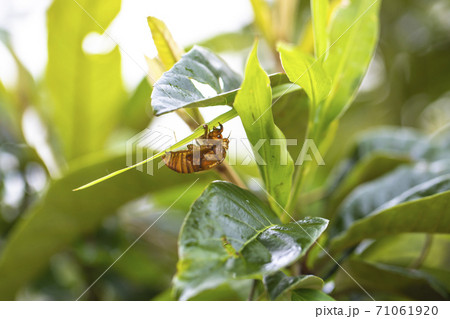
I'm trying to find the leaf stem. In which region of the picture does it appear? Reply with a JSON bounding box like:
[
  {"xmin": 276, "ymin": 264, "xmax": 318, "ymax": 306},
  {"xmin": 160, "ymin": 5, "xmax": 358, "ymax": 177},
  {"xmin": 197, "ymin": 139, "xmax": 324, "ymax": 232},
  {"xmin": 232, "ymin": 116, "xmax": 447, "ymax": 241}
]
[
  {"xmin": 410, "ymin": 234, "xmax": 433, "ymax": 269},
  {"xmin": 248, "ymin": 279, "xmax": 258, "ymax": 301}
]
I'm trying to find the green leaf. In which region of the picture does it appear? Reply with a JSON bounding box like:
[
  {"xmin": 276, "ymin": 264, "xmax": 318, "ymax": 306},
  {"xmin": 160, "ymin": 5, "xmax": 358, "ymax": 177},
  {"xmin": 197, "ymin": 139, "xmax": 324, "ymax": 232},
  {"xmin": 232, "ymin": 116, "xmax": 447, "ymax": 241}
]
[
  {"xmin": 322, "ymin": 0, "xmax": 381, "ymax": 123},
  {"xmin": 330, "ymin": 174, "xmax": 450, "ymax": 252},
  {"xmin": 46, "ymin": 0, "xmax": 126, "ymax": 160},
  {"xmin": 73, "ymin": 109, "xmax": 237, "ymax": 191},
  {"xmin": 151, "ymin": 46, "xmax": 241, "ymax": 116},
  {"xmin": 74, "ymin": 73, "xmax": 299, "ymax": 191},
  {"xmin": 359, "ymin": 233, "xmax": 450, "ymax": 291},
  {"xmin": 329, "ymin": 162, "xmax": 450, "ymax": 237},
  {"xmin": 0, "ymin": 153, "xmax": 214, "ymax": 300},
  {"xmin": 234, "ymin": 42, "xmax": 294, "ymax": 212},
  {"xmin": 311, "ymin": 0, "xmax": 329, "ymax": 59},
  {"xmin": 147, "ymin": 16, "xmax": 184, "ymax": 70},
  {"xmin": 326, "ymin": 127, "xmax": 428, "ymax": 215},
  {"xmin": 292, "ymin": 289, "xmax": 335, "ymax": 301},
  {"xmin": 278, "ymin": 43, "xmax": 332, "ymax": 108},
  {"xmin": 351, "ymin": 127, "xmax": 429, "ymax": 161},
  {"xmin": 120, "ymin": 78, "xmax": 153, "ymax": 131},
  {"xmin": 263, "ymin": 271, "xmax": 323, "ymax": 300},
  {"xmin": 250, "ymin": 0, "xmax": 275, "ymax": 46},
  {"xmin": 327, "ymin": 154, "xmax": 410, "ymax": 217},
  {"xmin": 189, "ymin": 25, "xmax": 254, "ymax": 53},
  {"xmin": 174, "ymin": 181, "xmax": 328, "ymax": 300},
  {"xmin": 334, "ymin": 258, "xmax": 448, "ymax": 300}
]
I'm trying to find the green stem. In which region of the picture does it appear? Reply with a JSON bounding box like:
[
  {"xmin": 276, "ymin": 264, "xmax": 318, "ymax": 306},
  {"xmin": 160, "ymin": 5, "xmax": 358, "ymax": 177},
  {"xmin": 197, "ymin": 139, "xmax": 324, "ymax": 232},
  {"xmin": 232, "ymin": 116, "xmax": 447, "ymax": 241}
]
[
  {"xmin": 410, "ymin": 234, "xmax": 433, "ymax": 269},
  {"xmin": 248, "ymin": 280, "xmax": 258, "ymax": 301}
]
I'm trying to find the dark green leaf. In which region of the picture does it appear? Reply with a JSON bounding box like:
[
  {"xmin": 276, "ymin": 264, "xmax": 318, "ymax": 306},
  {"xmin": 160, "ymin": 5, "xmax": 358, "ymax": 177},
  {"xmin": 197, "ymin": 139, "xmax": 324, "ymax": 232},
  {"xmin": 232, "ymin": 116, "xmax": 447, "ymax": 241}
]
[
  {"xmin": 334, "ymin": 258, "xmax": 448, "ymax": 300},
  {"xmin": 174, "ymin": 181, "xmax": 328, "ymax": 300},
  {"xmin": 264, "ymin": 271, "xmax": 323, "ymax": 300},
  {"xmin": 330, "ymin": 174, "xmax": 450, "ymax": 252},
  {"xmin": 330, "ymin": 162, "xmax": 450, "ymax": 238},
  {"xmin": 359, "ymin": 233, "xmax": 450, "ymax": 291},
  {"xmin": 351, "ymin": 127, "xmax": 429, "ymax": 161},
  {"xmin": 151, "ymin": 46, "xmax": 241, "ymax": 115},
  {"xmin": 326, "ymin": 127, "xmax": 431, "ymax": 215},
  {"xmin": 292, "ymin": 289, "xmax": 335, "ymax": 301}
]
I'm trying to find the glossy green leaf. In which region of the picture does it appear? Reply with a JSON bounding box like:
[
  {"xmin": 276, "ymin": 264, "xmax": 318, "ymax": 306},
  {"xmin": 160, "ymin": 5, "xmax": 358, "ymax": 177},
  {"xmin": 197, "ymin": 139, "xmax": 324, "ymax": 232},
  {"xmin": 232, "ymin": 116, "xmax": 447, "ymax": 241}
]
[
  {"xmin": 311, "ymin": 0, "xmax": 329, "ymax": 59},
  {"xmin": 326, "ymin": 127, "xmax": 431, "ymax": 213},
  {"xmin": 263, "ymin": 271, "xmax": 323, "ymax": 300},
  {"xmin": 46, "ymin": 0, "xmax": 126, "ymax": 160},
  {"xmin": 330, "ymin": 161, "xmax": 450, "ymax": 238},
  {"xmin": 331, "ymin": 174, "xmax": 450, "ymax": 252},
  {"xmin": 147, "ymin": 16, "xmax": 184, "ymax": 70},
  {"xmin": 322, "ymin": 0, "xmax": 381, "ymax": 123},
  {"xmin": 292, "ymin": 289, "xmax": 335, "ymax": 301},
  {"xmin": 334, "ymin": 258, "xmax": 448, "ymax": 300},
  {"xmin": 174, "ymin": 181, "xmax": 328, "ymax": 300},
  {"xmin": 328, "ymin": 127, "xmax": 428, "ymax": 190},
  {"xmin": 234, "ymin": 42, "xmax": 294, "ymax": 213},
  {"xmin": 350, "ymin": 127, "xmax": 430, "ymax": 161},
  {"xmin": 279, "ymin": 43, "xmax": 332, "ymax": 108},
  {"xmin": 327, "ymin": 154, "xmax": 410, "ymax": 216},
  {"xmin": 151, "ymin": 46, "xmax": 241, "ymax": 115},
  {"xmin": 0, "ymin": 153, "xmax": 214, "ymax": 300}
]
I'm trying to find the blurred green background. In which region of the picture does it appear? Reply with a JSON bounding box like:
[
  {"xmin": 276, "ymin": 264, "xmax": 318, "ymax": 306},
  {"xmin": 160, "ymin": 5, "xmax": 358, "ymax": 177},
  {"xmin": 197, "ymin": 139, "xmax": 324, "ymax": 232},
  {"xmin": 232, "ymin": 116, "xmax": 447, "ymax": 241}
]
[{"xmin": 0, "ymin": 0, "xmax": 449, "ymax": 300}]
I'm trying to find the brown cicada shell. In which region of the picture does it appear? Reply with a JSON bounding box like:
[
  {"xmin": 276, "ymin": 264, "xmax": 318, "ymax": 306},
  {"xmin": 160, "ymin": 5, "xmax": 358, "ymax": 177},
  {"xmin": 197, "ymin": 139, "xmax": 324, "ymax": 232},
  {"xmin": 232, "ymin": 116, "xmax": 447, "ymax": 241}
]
[{"xmin": 162, "ymin": 123, "xmax": 229, "ymax": 173}]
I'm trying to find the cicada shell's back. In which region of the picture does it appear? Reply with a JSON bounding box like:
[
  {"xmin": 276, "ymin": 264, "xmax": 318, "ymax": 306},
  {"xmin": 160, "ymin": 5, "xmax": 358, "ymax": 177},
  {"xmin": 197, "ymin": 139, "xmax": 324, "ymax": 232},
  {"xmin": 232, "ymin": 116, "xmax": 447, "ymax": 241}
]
[{"xmin": 162, "ymin": 123, "xmax": 229, "ymax": 174}]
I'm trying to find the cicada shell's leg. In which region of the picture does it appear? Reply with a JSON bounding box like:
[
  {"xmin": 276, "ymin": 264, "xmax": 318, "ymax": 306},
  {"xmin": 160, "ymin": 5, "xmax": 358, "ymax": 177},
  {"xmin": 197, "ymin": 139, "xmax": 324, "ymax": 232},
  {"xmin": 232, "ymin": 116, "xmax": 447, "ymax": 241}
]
[{"xmin": 203, "ymin": 124, "xmax": 208, "ymax": 138}]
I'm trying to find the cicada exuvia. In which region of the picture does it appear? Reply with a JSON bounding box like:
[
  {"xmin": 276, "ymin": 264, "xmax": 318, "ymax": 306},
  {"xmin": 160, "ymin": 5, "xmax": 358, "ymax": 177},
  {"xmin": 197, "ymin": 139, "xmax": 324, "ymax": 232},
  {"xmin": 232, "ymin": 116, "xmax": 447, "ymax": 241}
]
[{"xmin": 162, "ymin": 123, "xmax": 229, "ymax": 173}]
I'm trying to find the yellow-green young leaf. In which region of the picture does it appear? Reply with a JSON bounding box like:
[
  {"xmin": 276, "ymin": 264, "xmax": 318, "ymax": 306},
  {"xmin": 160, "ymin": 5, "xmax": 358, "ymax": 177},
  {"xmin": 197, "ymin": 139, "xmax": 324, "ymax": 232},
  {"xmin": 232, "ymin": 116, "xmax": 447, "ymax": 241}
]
[
  {"xmin": 250, "ymin": 0, "xmax": 275, "ymax": 46},
  {"xmin": 278, "ymin": 43, "xmax": 331, "ymax": 108},
  {"xmin": 234, "ymin": 42, "xmax": 294, "ymax": 213},
  {"xmin": 46, "ymin": 0, "xmax": 126, "ymax": 160},
  {"xmin": 311, "ymin": 0, "xmax": 329, "ymax": 59},
  {"xmin": 145, "ymin": 56, "xmax": 166, "ymax": 85},
  {"xmin": 322, "ymin": 0, "xmax": 381, "ymax": 123},
  {"xmin": 147, "ymin": 16, "xmax": 184, "ymax": 70}
]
